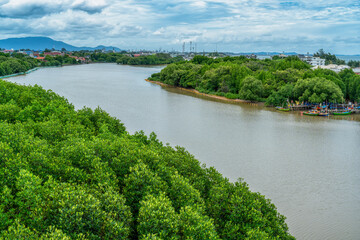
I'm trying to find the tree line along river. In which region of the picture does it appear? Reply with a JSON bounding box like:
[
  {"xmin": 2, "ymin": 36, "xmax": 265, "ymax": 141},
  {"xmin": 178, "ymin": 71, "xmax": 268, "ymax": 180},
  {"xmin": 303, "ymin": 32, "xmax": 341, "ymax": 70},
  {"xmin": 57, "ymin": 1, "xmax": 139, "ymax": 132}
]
[{"xmin": 5, "ymin": 63, "xmax": 360, "ymax": 240}]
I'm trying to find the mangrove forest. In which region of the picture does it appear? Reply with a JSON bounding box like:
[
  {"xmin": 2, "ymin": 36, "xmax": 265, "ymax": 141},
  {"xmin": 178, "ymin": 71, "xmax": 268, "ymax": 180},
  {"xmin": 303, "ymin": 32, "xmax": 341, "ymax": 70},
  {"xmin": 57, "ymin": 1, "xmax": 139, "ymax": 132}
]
[
  {"xmin": 149, "ymin": 55, "xmax": 360, "ymax": 106},
  {"xmin": 0, "ymin": 79, "xmax": 294, "ymax": 239}
]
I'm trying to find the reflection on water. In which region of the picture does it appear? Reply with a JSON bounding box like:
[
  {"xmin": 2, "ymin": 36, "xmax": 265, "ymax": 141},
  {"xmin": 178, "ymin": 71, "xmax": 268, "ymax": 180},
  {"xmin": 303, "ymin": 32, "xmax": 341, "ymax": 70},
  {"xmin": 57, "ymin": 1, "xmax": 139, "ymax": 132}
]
[{"xmin": 6, "ymin": 64, "xmax": 360, "ymax": 240}]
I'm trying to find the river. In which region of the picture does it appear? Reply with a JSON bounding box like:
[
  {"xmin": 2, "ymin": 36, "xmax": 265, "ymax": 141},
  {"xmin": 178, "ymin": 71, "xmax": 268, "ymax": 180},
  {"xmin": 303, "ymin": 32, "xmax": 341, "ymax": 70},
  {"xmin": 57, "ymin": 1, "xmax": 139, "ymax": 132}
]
[{"xmin": 5, "ymin": 63, "xmax": 360, "ymax": 240}]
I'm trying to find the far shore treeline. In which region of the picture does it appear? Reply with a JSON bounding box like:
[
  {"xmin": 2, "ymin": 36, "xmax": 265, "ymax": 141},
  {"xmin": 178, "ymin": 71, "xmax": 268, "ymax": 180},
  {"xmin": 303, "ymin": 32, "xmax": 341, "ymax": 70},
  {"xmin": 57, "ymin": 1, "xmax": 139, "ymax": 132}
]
[
  {"xmin": 0, "ymin": 51, "xmax": 182, "ymax": 77},
  {"xmin": 149, "ymin": 55, "xmax": 360, "ymax": 106},
  {"xmin": 73, "ymin": 51, "xmax": 184, "ymax": 65},
  {"xmin": 0, "ymin": 52, "xmax": 79, "ymax": 77},
  {"xmin": 0, "ymin": 79, "xmax": 294, "ymax": 239},
  {"xmin": 2, "ymin": 50, "xmax": 360, "ymax": 106}
]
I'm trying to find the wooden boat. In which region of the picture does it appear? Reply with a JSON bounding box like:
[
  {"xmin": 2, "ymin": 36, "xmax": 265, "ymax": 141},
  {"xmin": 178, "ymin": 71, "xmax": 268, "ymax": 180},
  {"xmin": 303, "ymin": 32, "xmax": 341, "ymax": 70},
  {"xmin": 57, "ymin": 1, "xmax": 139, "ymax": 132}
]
[
  {"xmin": 332, "ymin": 111, "xmax": 351, "ymax": 115},
  {"xmin": 303, "ymin": 111, "xmax": 319, "ymax": 116},
  {"xmin": 275, "ymin": 107, "xmax": 290, "ymax": 112},
  {"xmin": 318, "ymin": 112, "xmax": 329, "ymax": 117}
]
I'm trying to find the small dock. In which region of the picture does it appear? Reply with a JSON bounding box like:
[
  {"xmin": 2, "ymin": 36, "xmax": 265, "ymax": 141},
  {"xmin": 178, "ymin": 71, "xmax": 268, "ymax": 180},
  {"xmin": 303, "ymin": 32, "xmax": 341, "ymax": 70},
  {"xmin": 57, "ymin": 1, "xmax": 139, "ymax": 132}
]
[
  {"xmin": 289, "ymin": 105, "xmax": 314, "ymax": 111},
  {"xmin": 286, "ymin": 104, "xmax": 360, "ymax": 114},
  {"xmin": 351, "ymin": 109, "xmax": 360, "ymax": 114}
]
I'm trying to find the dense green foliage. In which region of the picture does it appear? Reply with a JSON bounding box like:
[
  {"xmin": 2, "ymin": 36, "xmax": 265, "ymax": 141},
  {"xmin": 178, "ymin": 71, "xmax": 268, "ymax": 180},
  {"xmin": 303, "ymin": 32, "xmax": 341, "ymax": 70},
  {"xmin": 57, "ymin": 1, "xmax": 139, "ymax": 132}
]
[
  {"xmin": 0, "ymin": 79, "xmax": 294, "ymax": 239},
  {"xmin": 149, "ymin": 56, "xmax": 360, "ymax": 105},
  {"xmin": 75, "ymin": 52, "xmax": 183, "ymax": 65},
  {"xmin": 347, "ymin": 60, "xmax": 360, "ymax": 68},
  {"xmin": 0, "ymin": 53, "xmax": 39, "ymax": 77},
  {"xmin": 116, "ymin": 53, "xmax": 184, "ymax": 65},
  {"xmin": 0, "ymin": 51, "xmax": 182, "ymax": 77},
  {"xmin": 313, "ymin": 49, "xmax": 346, "ymax": 65},
  {"xmin": 0, "ymin": 53, "xmax": 81, "ymax": 77},
  {"xmin": 40, "ymin": 55, "xmax": 78, "ymax": 67}
]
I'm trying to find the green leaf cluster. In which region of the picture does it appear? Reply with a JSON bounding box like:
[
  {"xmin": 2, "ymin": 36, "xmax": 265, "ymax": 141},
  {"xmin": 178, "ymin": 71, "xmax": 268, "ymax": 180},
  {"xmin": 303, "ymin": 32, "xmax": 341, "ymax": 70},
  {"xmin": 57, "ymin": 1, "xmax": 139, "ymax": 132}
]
[
  {"xmin": 0, "ymin": 53, "xmax": 39, "ymax": 77},
  {"xmin": 149, "ymin": 55, "xmax": 360, "ymax": 105},
  {"xmin": 347, "ymin": 60, "xmax": 360, "ymax": 68},
  {"xmin": 79, "ymin": 52, "xmax": 183, "ymax": 65},
  {"xmin": 116, "ymin": 53, "xmax": 183, "ymax": 65},
  {"xmin": 0, "ymin": 79, "xmax": 294, "ymax": 239},
  {"xmin": 40, "ymin": 55, "xmax": 78, "ymax": 67},
  {"xmin": 313, "ymin": 49, "xmax": 346, "ymax": 65}
]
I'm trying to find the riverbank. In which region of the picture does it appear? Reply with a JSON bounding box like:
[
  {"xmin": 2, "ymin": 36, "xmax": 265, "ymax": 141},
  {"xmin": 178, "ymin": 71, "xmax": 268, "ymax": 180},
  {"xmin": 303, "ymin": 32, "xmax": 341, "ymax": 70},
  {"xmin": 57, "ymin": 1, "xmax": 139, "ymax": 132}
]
[
  {"xmin": 0, "ymin": 65, "xmax": 62, "ymax": 79},
  {"xmin": 0, "ymin": 66, "xmax": 295, "ymax": 240},
  {"xmin": 145, "ymin": 79, "xmax": 264, "ymax": 106},
  {"xmin": 0, "ymin": 63, "xmax": 165, "ymax": 80},
  {"xmin": 6, "ymin": 63, "xmax": 360, "ymax": 239}
]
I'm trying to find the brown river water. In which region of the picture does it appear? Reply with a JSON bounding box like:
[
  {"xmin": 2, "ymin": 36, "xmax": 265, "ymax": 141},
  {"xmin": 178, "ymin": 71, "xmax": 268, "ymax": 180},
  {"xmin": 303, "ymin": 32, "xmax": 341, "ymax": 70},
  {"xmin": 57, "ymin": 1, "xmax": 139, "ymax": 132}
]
[{"xmin": 5, "ymin": 64, "xmax": 360, "ymax": 240}]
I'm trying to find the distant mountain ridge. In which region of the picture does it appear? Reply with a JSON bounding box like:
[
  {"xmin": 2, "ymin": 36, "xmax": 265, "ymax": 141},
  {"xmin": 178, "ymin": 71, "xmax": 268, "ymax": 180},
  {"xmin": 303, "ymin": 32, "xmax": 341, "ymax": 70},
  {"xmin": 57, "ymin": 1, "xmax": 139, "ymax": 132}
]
[{"xmin": 0, "ymin": 37, "xmax": 122, "ymax": 51}]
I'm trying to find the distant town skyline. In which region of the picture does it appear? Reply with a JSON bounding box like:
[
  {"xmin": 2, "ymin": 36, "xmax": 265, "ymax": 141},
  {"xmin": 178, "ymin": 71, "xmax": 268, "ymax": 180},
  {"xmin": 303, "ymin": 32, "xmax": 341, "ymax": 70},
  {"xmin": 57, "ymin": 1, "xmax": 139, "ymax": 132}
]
[{"xmin": 0, "ymin": 0, "xmax": 359, "ymax": 54}]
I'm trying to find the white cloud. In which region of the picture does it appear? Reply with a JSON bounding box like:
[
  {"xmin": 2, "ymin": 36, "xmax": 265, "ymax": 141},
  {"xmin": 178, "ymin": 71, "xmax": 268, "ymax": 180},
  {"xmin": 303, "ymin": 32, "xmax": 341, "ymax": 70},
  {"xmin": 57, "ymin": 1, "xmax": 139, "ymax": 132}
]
[
  {"xmin": 0, "ymin": 0, "xmax": 359, "ymax": 53},
  {"xmin": 0, "ymin": 0, "xmax": 108, "ymax": 18},
  {"xmin": 190, "ymin": 1, "xmax": 207, "ymax": 8}
]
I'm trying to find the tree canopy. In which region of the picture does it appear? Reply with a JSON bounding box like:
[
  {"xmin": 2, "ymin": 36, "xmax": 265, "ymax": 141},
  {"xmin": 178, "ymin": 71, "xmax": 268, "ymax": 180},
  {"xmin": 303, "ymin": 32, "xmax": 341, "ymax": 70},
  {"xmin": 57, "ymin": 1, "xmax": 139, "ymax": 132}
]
[
  {"xmin": 313, "ymin": 49, "xmax": 346, "ymax": 65},
  {"xmin": 82, "ymin": 52, "xmax": 183, "ymax": 65},
  {"xmin": 149, "ymin": 55, "xmax": 360, "ymax": 105},
  {"xmin": 294, "ymin": 77, "xmax": 344, "ymax": 103},
  {"xmin": 0, "ymin": 53, "xmax": 39, "ymax": 77},
  {"xmin": 0, "ymin": 79, "xmax": 294, "ymax": 239}
]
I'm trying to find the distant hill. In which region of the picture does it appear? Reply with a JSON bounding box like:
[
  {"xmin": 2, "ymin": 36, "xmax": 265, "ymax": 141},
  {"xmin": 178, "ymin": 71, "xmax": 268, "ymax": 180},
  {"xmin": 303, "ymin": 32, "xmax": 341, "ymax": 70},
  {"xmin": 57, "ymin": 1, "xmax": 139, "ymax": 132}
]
[{"xmin": 0, "ymin": 37, "xmax": 122, "ymax": 51}]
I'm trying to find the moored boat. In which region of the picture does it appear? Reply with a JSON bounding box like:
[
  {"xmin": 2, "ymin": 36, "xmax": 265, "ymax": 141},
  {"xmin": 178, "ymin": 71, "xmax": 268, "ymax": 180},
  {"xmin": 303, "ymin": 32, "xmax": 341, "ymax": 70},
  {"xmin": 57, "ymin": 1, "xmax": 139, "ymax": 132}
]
[
  {"xmin": 303, "ymin": 111, "xmax": 319, "ymax": 116},
  {"xmin": 332, "ymin": 111, "xmax": 351, "ymax": 115},
  {"xmin": 318, "ymin": 112, "xmax": 329, "ymax": 117},
  {"xmin": 275, "ymin": 106, "xmax": 290, "ymax": 112}
]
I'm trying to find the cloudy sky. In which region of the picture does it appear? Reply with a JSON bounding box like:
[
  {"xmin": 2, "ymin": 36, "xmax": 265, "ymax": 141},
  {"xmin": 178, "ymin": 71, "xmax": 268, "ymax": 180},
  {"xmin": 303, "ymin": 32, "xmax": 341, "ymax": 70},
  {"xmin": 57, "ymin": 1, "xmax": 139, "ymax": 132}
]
[{"xmin": 0, "ymin": 0, "xmax": 359, "ymax": 54}]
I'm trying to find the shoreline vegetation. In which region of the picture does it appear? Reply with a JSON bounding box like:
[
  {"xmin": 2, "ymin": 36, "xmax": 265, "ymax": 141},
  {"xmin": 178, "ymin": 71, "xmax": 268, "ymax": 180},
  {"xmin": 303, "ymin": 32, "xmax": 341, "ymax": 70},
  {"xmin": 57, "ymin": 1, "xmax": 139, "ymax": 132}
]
[
  {"xmin": 0, "ymin": 66, "xmax": 63, "ymax": 79},
  {"xmin": 145, "ymin": 79, "xmax": 263, "ymax": 106},
  {"xmin": 0, "ymin": 79, "xmax": 294, "ymax": 239},
  {"xmin": 0, "ymin": 51, "xmax": 182, "ymax": 79},
  {"xmin": 148, "ymin": 55, "xmax": 360, "ymax": 107}
]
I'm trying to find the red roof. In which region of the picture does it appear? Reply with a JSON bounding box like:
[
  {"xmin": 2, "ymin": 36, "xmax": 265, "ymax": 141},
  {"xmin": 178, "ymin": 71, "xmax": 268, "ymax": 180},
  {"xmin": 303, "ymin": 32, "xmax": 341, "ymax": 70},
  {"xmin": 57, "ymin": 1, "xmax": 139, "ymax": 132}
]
[
  {"xmin": 37, "ymin": 57, "xmax": 45, "ymax": 60},
  {"xmin": 44, "ymin": 52, "xmax": 62, "ymax": 56}
]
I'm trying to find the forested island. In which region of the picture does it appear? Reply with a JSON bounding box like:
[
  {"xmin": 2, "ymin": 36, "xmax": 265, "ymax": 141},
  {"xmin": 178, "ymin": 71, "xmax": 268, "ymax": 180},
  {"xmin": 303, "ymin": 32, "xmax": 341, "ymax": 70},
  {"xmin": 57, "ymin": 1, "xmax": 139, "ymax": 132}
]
[
  {"xmin": 0, "ymin": 79, "xmax": 294, "ymax": 239},
  {"xmin": 149, "ymin": 55, "xmax": 360, "ymax": 106}
]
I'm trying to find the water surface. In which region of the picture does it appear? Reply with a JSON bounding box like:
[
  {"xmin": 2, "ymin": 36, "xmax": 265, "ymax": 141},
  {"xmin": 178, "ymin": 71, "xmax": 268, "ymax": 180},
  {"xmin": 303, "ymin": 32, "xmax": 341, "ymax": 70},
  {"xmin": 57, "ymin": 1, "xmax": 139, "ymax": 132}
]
[{"xmin": 6, "ymin": 64, "xmax": 360, "ymax": 240}]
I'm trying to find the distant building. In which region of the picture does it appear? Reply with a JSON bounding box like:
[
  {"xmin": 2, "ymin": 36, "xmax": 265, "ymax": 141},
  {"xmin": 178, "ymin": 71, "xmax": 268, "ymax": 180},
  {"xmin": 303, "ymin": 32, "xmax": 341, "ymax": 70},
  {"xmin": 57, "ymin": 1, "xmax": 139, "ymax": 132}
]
[
  {"xmin": 69, "ymin": 55, "xmax": 87, "ymax": 63},
  {"xmin": 353, "ymin": 68, "xmax": 360, "ymax": 75},
  {"xmin": 312, "ymin": 64, "xmax": 350, "ymax": 73},
  {"xmin": 257, "ymin": 55, "xmax": 272, "ymax": 60},
  {"xmin": 246, "ymin": 54, "xmax": 257, "ymax": 59},
  {"xmin": 1, "ymin": 49, "xmax": 14, "ymax": 54},
  {"xmin": 44, "ymin": 51, "xmax": 63, "ymax": 56},
  {"xmin": 298, "ymin": 55, "xmax": 325, "ymax": 66}
]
